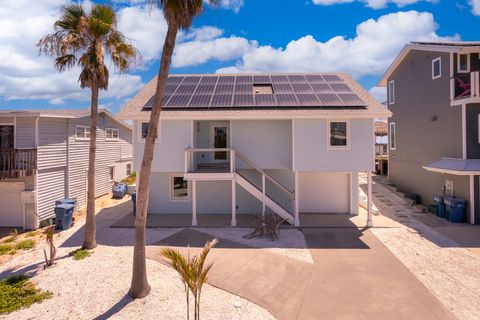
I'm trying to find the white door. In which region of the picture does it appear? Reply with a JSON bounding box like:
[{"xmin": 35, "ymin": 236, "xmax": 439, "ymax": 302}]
[
  {"xmin": 0, "ymin": 182, "xmax": 25, "ymax": 227},
  {"xmin": 210, "ymin": 124, "xmax": 229, "ymax": 162},
  {"xmin": 299, "ymin": 172, "xmax": 350, "ymax": 213}
]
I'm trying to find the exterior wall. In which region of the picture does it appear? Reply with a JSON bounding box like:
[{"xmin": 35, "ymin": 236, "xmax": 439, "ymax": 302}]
[
  {"xmin": 294, "ymin": 118, "xmax": 374, "ymax": 172},
  {"xmin": 466, "ymin": 103, "xmax": 480, "ymax": 159},
  {"xmin": 133, "ymin": 120, "xmax": 191, "ymax": 172},
  {"xmin": 15, "ymin": 117, "xmax": 36, "ymax": 148},
  {"xmin": 194, "ymin": 120, "xmax": 229, "ymax": 165}
]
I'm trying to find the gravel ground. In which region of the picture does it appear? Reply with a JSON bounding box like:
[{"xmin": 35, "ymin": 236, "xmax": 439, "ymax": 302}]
[
  {"xmin": 362, "ymin": 176, "xmax": 480, "ymax": 320},
  {"xmin": 0, "ymin": 195, "xmax": 274, "ymax": 320}
]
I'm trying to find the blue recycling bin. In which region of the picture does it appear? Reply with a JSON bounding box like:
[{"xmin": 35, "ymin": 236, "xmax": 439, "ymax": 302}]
[
  {"xmin": 55, "ymin": 198, "xmax": 77, "ymax": 207},
  {"xmin": 131, "ymin": 192, "xmax": 136, "ymax": 216},
  {"xmin": 433, "ymin": 195, "xmax": 447, "ymax": 218},
  {"xmin": 54, "ymin": 203, "xmax": 75, "ymax": 230},
  {"xmin": 444, "ymin": 198, "xmax": 466, "ymax": 223}
]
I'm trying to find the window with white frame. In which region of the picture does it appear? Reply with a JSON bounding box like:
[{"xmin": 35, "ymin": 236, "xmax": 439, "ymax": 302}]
[
  {"xmin": 139, "ymin": 122, "xmax": 158, "ymax": 140},
  {"xmin": 432, "ymin": 57, "xmax": 441, "ymax": 79},
  {"xmin": 126, "ymin": 163, "xmax": 132, "ymax": 176},
  {"xmin": 389, "ymin": 122, "xmax": 396, "ymax": 150},
  {"xmin": 106, "ymin": 128, "xmax": 119, "ymax": 141},
  {"xmin": 388, "ymin": 80, "xmax": 395, "ymax": 105},
  {"xmin": 76, "ymin": 125, "xmax": 90, "ymax": 140},
  {"xmin": 457, "ymin": 53, "xmax": 470, "ymax": 73},
  {"xmin": 328, "ymin": 120, "xmax": 349, "ymax": 148},
  {"xmin": 171, "ymin": 175, "xmax": 189, "ymax": 200},
  {"xmin": 109, "ymin": 166, "xmax": 115, "ymax": 181}
]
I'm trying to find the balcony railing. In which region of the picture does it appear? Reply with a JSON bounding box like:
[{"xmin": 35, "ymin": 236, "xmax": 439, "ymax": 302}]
[
  {"xmin": 451, "ymin": 71, "xmax": 480, "ymax": 104},
  {"xmin": 0, "ymin": 148, "xmax": 37, "ymax": 179}
]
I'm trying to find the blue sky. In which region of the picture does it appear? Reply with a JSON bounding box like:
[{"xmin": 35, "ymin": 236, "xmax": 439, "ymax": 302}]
[{"xmin": 0, "ymin": 0, "xmax": 479, "ymax": 113}]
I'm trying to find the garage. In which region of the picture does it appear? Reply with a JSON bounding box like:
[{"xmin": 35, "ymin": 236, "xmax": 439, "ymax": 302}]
[
  {"xmin": 299, "ymin": 172, "xmax": 350, "ymax": 213},
  {"xmin": 0, "ymin": 182, "xmax": 25, "ymax": 227}
]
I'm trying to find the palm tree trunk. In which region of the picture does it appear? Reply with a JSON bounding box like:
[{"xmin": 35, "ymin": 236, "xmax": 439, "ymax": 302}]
[
  {"xmin": 82, "ymin": 84, "xmax": 99, "ymax": 250},
  {"xmin": 128, "ymin": 23, "xmax": 179, "ymax": 299}
]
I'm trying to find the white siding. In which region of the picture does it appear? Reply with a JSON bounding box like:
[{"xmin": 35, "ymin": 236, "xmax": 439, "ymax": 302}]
[
  {"xmin": 0, "ymin": 182, "xmax": 25, "ymax": 227},
  {"xmin": 15, "ymin": 117, "xmax": 36, "ymax": 148},
  {"xmin": 37, "ymin": 167, "xmax": 66, "ymax": 221},
  {"xmin": 294, "ymin": 118, "xmax": 374, "ymax": 171},
  {"xmin": 299, "ymin": 172, "xmax": 350, "ymax": 213},
  {"xmin": 148, "ymin": 172, "xmax": 192, "ymax": 214}
]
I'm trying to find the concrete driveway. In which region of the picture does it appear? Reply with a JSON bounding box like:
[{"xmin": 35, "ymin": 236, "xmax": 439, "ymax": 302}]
[{"xmin": 147, "ymin": 227, "xmax": 455, "ymax": 320}]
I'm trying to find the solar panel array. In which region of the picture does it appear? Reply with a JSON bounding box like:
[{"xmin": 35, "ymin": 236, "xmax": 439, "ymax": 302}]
[{"xmin": 143, "ymin": 74, "xmax": 366, "ymax": 110}]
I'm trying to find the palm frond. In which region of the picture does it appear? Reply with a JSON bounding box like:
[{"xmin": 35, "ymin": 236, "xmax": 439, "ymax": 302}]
[{"xmin": 149, "ymin": 0, "xmax": 218, "ymax": 29}]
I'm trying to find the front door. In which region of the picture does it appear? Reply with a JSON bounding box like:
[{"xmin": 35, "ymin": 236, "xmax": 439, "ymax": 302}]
[
  {"xmin": 211, "ymin": 124, "xmax": 229, "ymax": 162},
  {"xmin": 0, "ymin": 125, "xmax": 14, "ymax": 150}
]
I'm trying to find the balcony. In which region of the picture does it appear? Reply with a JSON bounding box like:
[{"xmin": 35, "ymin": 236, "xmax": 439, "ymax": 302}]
[
  {"xmin": 451, "ymin": 71, "xmax": 480, "ymax": 105},
  {"xmin": 0, "ymin": 148, "xmax": 37, "ymax": 179}
]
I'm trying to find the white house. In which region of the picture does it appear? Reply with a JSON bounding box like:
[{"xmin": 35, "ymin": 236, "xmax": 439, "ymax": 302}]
[{"xmin": 118, "ymin": 73, "xmax": 391, "ymax": 226}]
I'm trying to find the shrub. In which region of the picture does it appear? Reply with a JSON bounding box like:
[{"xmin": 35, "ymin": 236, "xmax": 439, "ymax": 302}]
[
  {"xmin": 121, "ymin": 171, "xmax": 136, "ymax": 185},
  {"xmin": 15, "ymin": 240, "xmax": 35, "ymax": 251},
  {"xmin": 26, "ymin": 232, "xmax": 38, "ymax": 238},
  {"xmin": 0, "ymin": 274, "xmax": 52, "ymax": 314},
  {"xmin": 2, "ymin": 237, "xmax": 16, "ymax": 244},
  {"xmin": 69, "ymin": 248, "xmax": 92, "ymax": 260},
  {"xmin": 0, "ymin": 245, "xmax": 15, "ymax": 256}
]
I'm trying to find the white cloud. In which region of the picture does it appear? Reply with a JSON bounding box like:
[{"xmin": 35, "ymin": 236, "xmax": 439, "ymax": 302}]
[
  {"xmin": 206, "ymin": 0, "xmax": 244, "ymax": 13},
  {"xmin": 48, "ymin": 97, "xmax": 65, "ymax": 105},
  {"xmin": 216, "ymin": 11, "xmax": 459, "ymax": 80},
  {"xmin": 312, "ymin": 0, "xmax": 436, "ymax": 9},
  {"xmin": 369, "ymin": 86, "xmax": 387, "ymax": 103},
  {"xmin": 470, "ymin": 0, "xmax": 480, "ymax": 15}
]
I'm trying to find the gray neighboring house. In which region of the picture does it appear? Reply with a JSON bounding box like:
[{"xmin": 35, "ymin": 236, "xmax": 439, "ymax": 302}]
[
  {"xmin": 0, "ymin": 109, "xmax": 132, "ymax": 229},
  {"xmin": 379, "ymin": 41, "xmax": 480, "ymax": 224}
]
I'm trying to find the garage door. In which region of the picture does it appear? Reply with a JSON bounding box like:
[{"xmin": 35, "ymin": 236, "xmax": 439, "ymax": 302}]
[
  {"xmin": 0, "ymin": 182, "xmax": 25, "ymax": 227},
  {"xmin": 299, "ymin": 172, "xmax": 350, "ymax": 213}
]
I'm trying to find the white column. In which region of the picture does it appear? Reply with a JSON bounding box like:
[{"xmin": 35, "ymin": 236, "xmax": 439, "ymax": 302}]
[
  {"xmin": 367, "ymin": 171, "xmax": 373, "ymax": 227},
  {"xmin": 231, "ymin": 180, "xmax": 236, "ymax": 227},
  {"xmin": 262, "ymin": 174, "xmax": 266, "ymax": 217},
  {"xmin": 192, "ymin": 180, "xmax": 197, "ymax": 226},
  {"xmin": 350, "ymin": 172, "xmax": 359, "ymax": 215},
  {"xmin": 470, "ymin": 175, "xmax": 475, "ymax": 225},
  {"xmin": 184, "ymin": 150, "xmax": 189, "ymax": 173},
  {"xmin": 294, "ymin": 171, "xmax": 299, "ymax": 227}
]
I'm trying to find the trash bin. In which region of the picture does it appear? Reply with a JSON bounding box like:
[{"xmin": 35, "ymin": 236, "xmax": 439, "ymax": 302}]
[
  {"xmin": 54, "ymin": 203, "xmax": 75, "ymax": 230},
  {"xmin": 444, "ymin": 198, "xmax": 466, "ymax": 223},
  {"xmin": 433, "ymin": 195, "xmax": 446, "ymax": 218},
  {"xmin": 131, "ymin": 192, "xmax": 136, "ymax": 216}
]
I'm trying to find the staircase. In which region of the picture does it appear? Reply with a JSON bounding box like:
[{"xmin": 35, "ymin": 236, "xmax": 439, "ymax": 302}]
[{"xmin": 184, "ymin": 148, "xmax": 295, "ymax": 225}]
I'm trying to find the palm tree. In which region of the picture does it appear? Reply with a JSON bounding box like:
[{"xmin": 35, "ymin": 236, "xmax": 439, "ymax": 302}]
[
  {"xmin": 128, "ymin": 0, "xmax": 218, "ymax": 299},
  {"xmin": 38, "ymin": 4, "xmax": 139, "ymax": 250}
]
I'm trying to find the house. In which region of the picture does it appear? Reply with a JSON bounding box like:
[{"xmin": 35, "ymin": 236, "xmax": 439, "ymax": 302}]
[
  {"xmin": 0, "ymin": 109, "xmax": 132, "ymax": 229},
  {"xmin": 118, "ymin": 73, "xmax": 391, "ymax": 226},
  {"xmin": 379, "ymin": 41, "xmax": 480, "ymax": 224},
  {"xmin": 375, "ymin": 121, "xmax": 388, "ymax": 175}
]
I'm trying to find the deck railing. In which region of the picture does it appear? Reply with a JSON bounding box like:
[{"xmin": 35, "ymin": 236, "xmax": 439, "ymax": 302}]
[
  {"xmin": 451, "ymin": 71, "xmax": 480, "ymax": 102},
  {"xmin": 0, "ymin": 148, "xmax": 37, "ymax": 179}
]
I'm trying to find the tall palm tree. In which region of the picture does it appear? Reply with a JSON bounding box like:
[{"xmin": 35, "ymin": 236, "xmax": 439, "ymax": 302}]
[
  {"xmin": 128, "ymin": 0, "xmax": 218, "ymax": 299},
  {"xmin": 38, "ymin": 4, "xmax": 139, "ymax": 249}
]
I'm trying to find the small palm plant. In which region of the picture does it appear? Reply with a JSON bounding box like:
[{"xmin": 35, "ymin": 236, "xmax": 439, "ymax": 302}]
[
  {"xmin": 161, "ymin": 238, "xmax": 219, "ymax": 320},
  {"xmin": 43, "ymin": 226, "xmax": 56, "ymax": 268}
]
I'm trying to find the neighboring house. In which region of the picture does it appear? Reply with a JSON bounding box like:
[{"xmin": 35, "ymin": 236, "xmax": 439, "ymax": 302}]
[
  {"xmin": 375, "ymin": 121, "xmax": 388, "ymax": 175},
  {"xmin": 118, "ymin": 73, "xmax": 390, "ymax": 227},
  {"xmin": 0, "ymin": 109, "xmax": 132, "ymax": 229},
  {"xmin": 379, "ymin": 41, "xmax": 480, "ymax": 224}
]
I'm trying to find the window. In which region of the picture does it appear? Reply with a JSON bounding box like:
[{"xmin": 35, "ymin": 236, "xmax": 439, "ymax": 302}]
[
  {"xmin": 457, "ymin": 53, "xmax": 470, "ymax": 73},
  {"xmin": 328, "ymin": 120, "xmax": 349, "ymax": 148},
  {"xmin": 389, "ymin": 122, "xmax": 396, "ymax": 150},
  {"xmin": 126, "ymin": 163, "xmax": 132, "ymax": 176},
  {"xmin": 76, "ymin": 126, "xmax": 90, "ymax": 140},
  {"xmin": 139, "ymin": 122, "xmax": 158, "ymax": 141},
  {"xmin": 171, "ymin": 175, "xmax": 189, "ymax": 200},
  {"xmin": 106, "ymin": 128, "xmax": 119, "ymax": 141},
  {"xmin": 109, "ymin": 166, "xmax": 115, "ymax": 181},
  {"xmin": 388, "ymin": 80, "xmax": 395, "ymax": 105},
  {"xmin": 432, "ymin": 57, "xmax": 441, "ymax": 79}
]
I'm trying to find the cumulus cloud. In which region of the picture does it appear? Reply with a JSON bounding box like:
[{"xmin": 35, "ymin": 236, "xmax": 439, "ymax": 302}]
[
  {"xmin": 369, "ymin": 86, "xmax": 387, "ymax": 103},
  {"xmin": 206, "ymin": 0, "xmax": 244, "ymax": 13},
  {"xmin": 312, "ymin": 0, "xmax": 436, "ymax": 9},
  {"xmin": 470, "ymin": 0, "xmax": 480, "ymax": 15},
  {"xmin": 217, "ymin": 11, "xmax": 459, "ymax": 79}
]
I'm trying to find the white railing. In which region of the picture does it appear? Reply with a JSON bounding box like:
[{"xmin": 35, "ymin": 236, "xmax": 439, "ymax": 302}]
[{"xmin": 450, "ymin": 71, "xmax": 480, "ymax": 104}]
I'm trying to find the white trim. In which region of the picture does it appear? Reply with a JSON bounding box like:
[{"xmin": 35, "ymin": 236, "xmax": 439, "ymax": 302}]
[
  {"xmin": 75, "ymin": 125, "xmax": 90, "ymax": 141},
  {"xmin": 327, "ymin": 119, "xmax": 350, "ymax": 150},
  {"xmin": 190, "ymin": 120, "xmax": 194, "ymax": 148},
  {"xmin": 294, "ymin": 171, "xmax": 299, "ymax": 227},
  {"xmin": 389, "ymin": 122, "xmax": 396, "ymax": 151},
  {"xmin": 422, "ymin": 165, "xmax": 480, "ymax": 176},
  {"xmin": 450, "ymin": 53, "xmax": 454, "ymax": 78},
  {"xmin": 388, "ymin": 80, "xmax": 395, "ymax": 105},
  {"xmin": 462, "ymin": 104, "xmax": 467, "ymax": 159},
  {"xmin": 231, "ymin": 180, "xmax": 236, "ymax": 227},
  {"xmin": 470, "ymin": 175, "xmax": 475, "ymax": 225},
  {"xmin": 192, "ymin": 180, "xmax": 197, "ymax": 226},
  {"xmin": 292, "ymin": 119, "xmax": 296, "ymax": 171},
  {"xmin": 108, "ymin": 165, "xmax": 115, "ymax": 182},
  {"xmin": 432, "ymin": 57, "xmax": 442, "ymax": 79},
  {"xmin": 169, "ymin": 174, "xmax": 190, "ymax": 201},
  {"xmin": 105, "ymin": 128, "xmax": 119, "ymax": 141},
  {"xmin": 457, "ymin": 53, "xmax": 471, "ymax": 73},
  {"xmin": 138, "ymin": 121, "xmax": 160, "ymax": 143}
]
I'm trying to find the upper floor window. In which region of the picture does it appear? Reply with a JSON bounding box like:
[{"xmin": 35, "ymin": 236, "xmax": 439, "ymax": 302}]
[
  {"xmin": 76, "ymin": 125, "xmax": 90, "ymax": 141},
  {"xmin": 328, "ymin": 120, "xmax": 349, "ymax": 149},
  {"xmin": 139, "ymin": 122, "xmax": 159, "ymax": 141},
  {"xmin": 457, "ymin": 53, "xmax": 470, "ymax": 73},
  {"xmin": 105, "ymin": 128, "xmax": 119, "ymax": 141},
  {"xmin": 388, "ymin": 80, "xmax": 395, "ymax": 105},
  {"xmin": 432, "ymin": 57, "xmax": 441, "ymax": 79},
  {"xmin": 389, "ymin": 122, "xmax": 396, "ymax": 150}
]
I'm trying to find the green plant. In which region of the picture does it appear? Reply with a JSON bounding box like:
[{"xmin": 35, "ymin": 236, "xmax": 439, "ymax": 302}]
[
  {"xmin": 2, "ymin": 237, "xmax": 16, "ymax": 244},
  {"xmin": 26, "ymin": 231, "xmax": 38, "ymax": 238},
  {"xmin": 15, "ymin": 240, "xmax": 35, "ymax": 251},
  {"xmin": 43, "ymin": 227, "xmax": 56, "ymax": 268},
  {"xmin": 0, "ymin": 274, "xmax": 52, "ymax": 314},
  {"xmin": 0, "ymin": 244, "xmax": 15, "ymax": 256},
  {"xmin": 161, "ymin": 238, "xmax": 218, "ymax": 320},
  {"xmin": 69, "ymin": 248, "xmax": 92, "ymax": 260},
  {"xmin": 121, "ymin": 171, "xmax": 136, "ymax": 185}
]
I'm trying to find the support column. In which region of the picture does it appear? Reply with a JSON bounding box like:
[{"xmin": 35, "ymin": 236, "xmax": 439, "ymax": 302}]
[
  {"xmin": 294, "ymin": 171, "xmax": 299, "ymax": 227},
  {"xmin": 350, "ymin": 172, "xmax": 359, "ymax": 215},
  {"xmin": 367, "ymin": 171, "xmax": 373, "ymax": 227},
  {"xmin": 192, "ymin": 180, "xmax": 197, "ymax": 226},
  {"xmin": 231, "ymin": 180, "xmax": 236, "ymax": 227},
  {"xmin": 262, "ymin": 175, "xmax": 266, "ymax": 217}
]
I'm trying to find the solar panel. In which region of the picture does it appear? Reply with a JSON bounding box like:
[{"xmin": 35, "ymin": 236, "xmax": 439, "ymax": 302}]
[
  {"xmin": 199, "ymin": 76, "xmax": 218, "ymax": 84},
  {"xmin": 165, "ymin": 85, "xmax": 178, "ymax": 94},
  {"xmin": 338, "ymin": 93, "xmax": 365, "ymax": 105},
  {"xmin": 210, "ymin": 94, "xmax": 232, "ymax": 107},
  {"xmin": 330, "ymin": 83, "xmax": 353, "ymax": 93},
  {"xmin": 143, "ymin": 95, "xmax": 170, "ymax": 109},
  {"xmin": 166, "ymin": 94, "xmax": 191, "ymax": 107},
  {"xmin": 236, "ymin": 75, "xmax": 253, "ymax": 84},
  {"xmin": 310, "ymin": 83, "xmax": 333, "ymax": 93},
  {"xmin": 234, "ymin": 83, "xmax": 252, "ymax": 94},
  {"xmin": 296, "ymin": 94, "xmax": 321, "ymax": 105},
  {"xmin": 317, "ymin": 93, "xmax": 343, "ymax": 106},
  {"xmin": 233, "ymin": 94, "xmax": 254, "ymax": 106},
  {"xmin": 255, "ymin": 94, "xmax": 275, "ymax": 106},
  {"xmin": 175, "ymin": 85, "xmax": 197, "ymax": 95},
  {"xmin": 276, "ymin": 94, "xmax": 298, "ymax": 106},
  {"xmin": 288, "ymin": 75, "xmax": 307, "ymax": 83},
  {"xmin": 323, "ymin": 74, "xmax": 342, "ymax": 82},
  {"xmin": 292, "ymin": 83, "xmax": 313, "ymax": 93},
  {"xmin": 304, "ymin": 75, "xmax": 325, "ymax": 82},
  {"xmin": 215, "ymin": 84, "xmax": 234, "ymax": 94},
  {"xmin": 253, "ymin": 75, "xmax": 271, "ymax": 83},
  {"xmin": 182, "ymin": 76, "xmax": 201, "ymax": 85},
  {"xmin": 217, "ymin": 76, "xmax": 235, "ymax": 84},
  {"xmin": 271, "ymin": 75, "xmax": 289, "ymax": 83},
  {"xmin": 273, "ymin": 83, "xmax": 293, "ymax": 93},
  {"xmin": 188, "ymin": 94, "xmax": 212, "ymax": 107},
  {"xmin": 167, "ymin": 76, "xmax": 184, "ymax": 85},
  {"xmin": 195, "ymin": 84, "xmax": 215, "ymax": 94}
]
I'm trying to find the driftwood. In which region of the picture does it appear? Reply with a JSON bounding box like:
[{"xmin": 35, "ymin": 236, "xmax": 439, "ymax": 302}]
[
  {"xmin": 243, "ymin": 213, "xmax": 286, "ymax": 241},
  {"xmin": 43, "ymin": 226, "xmax": 56, "ymax": 268}
]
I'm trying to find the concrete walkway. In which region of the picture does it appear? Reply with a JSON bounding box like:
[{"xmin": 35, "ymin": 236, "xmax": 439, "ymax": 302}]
[{"xmin": 147, "ymin": 228, "xmax": 455, "ymax": 320}]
